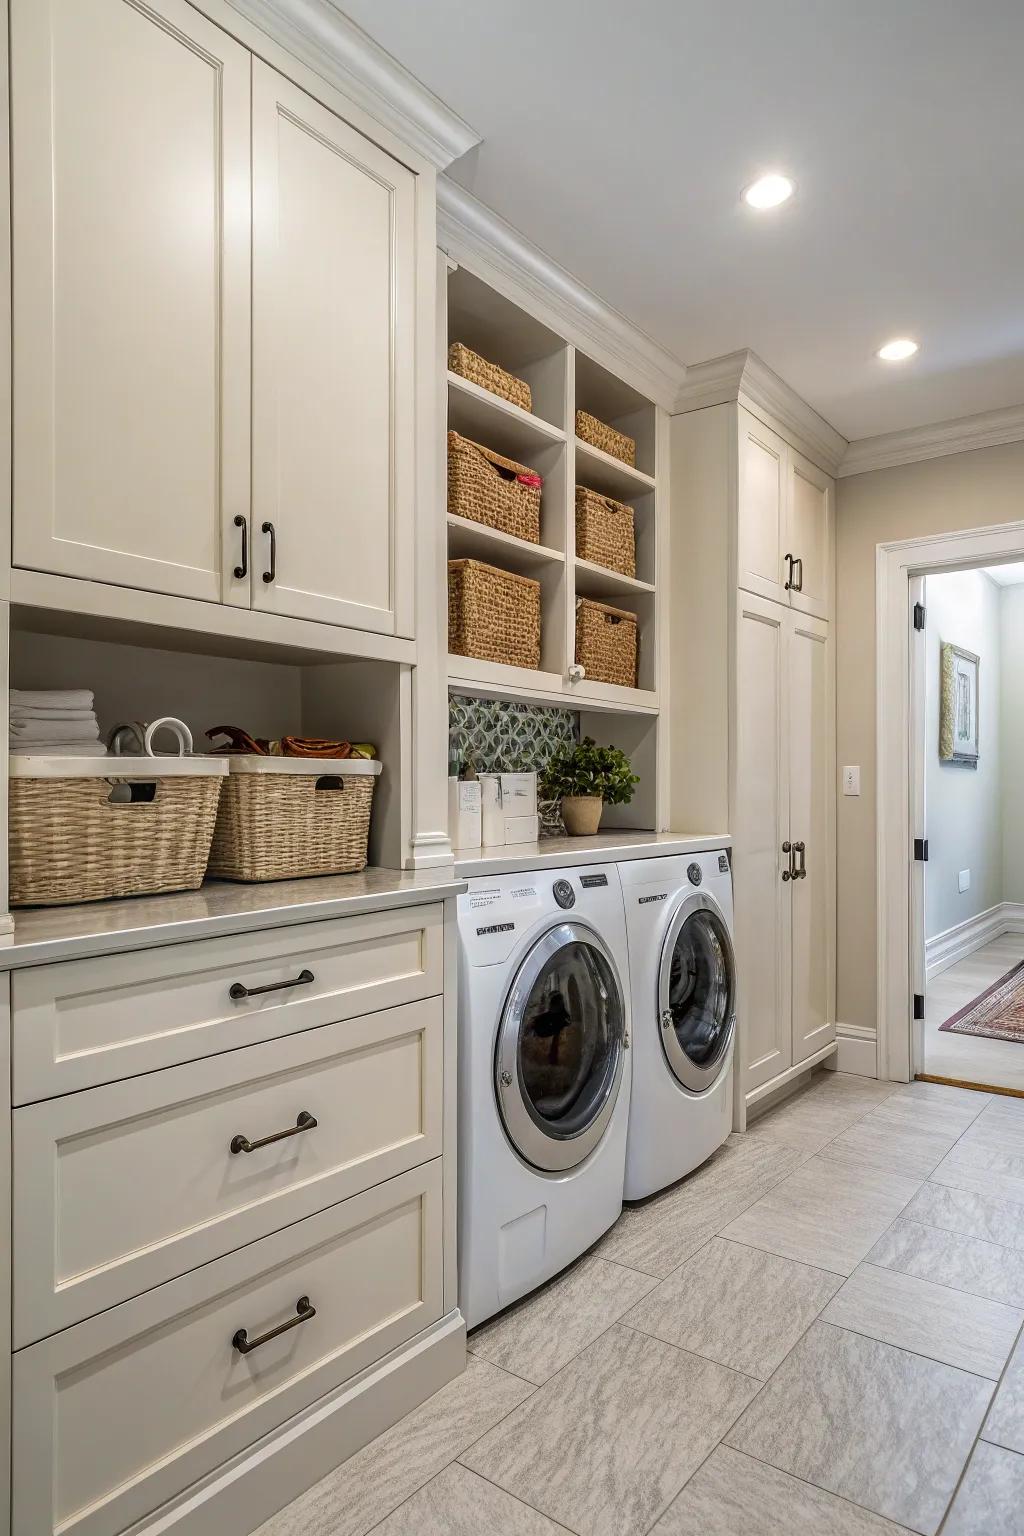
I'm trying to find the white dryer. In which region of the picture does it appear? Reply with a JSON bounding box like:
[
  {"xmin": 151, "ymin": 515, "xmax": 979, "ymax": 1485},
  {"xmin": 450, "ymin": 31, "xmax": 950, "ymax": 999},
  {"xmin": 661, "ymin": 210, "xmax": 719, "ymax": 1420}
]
[
  {"xmin": 457, "ymin": 865, "xmax": 631, "ymax": 1329},
  {"xmin": 619, "ymin": 849, "xmax": 736, "ymax": 1201}
]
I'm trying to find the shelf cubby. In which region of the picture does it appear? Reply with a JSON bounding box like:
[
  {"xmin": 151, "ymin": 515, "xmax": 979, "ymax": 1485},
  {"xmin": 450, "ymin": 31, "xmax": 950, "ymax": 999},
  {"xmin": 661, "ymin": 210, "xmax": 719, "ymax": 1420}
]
[{"xmin": 446, "ymin": 266, "xmax": 567, "ymax": 431}]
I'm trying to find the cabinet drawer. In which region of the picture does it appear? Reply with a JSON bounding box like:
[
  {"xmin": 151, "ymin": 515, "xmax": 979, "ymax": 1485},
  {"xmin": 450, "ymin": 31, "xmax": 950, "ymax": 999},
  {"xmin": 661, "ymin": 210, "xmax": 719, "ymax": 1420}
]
[
  {"xmin": 14, "ymin": 996, "xmax": 442, "ymax": 1345},
  {"xmin": 12, "ymin": 903, "xmax": 443, "ymax": 1101},
  {"xmin": 13, "ymin": 1161, "xmax": 443, "ymax": 1536}
]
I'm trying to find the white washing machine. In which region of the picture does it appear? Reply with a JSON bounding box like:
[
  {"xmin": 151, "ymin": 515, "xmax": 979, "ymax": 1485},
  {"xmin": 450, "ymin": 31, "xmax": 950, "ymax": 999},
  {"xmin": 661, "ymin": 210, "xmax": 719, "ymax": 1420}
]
[
  {"xmin": 619, "ymin": 849, "xmax": 736, "ymax": 1201},
  {"xmin": 457, "ymin": 865, "xmax": 631, "ymax": 1329}
]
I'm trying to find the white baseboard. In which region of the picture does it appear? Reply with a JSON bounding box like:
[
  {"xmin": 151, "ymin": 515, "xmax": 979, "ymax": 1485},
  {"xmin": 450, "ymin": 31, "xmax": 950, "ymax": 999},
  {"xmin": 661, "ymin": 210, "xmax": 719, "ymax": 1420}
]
[
  {"xmin": 925, "ymin": 902, "xmax": 1024, "ymax": 981},
  {"xmin": 833, "ymin": 1023, "xmax": 878, "ymax": 1077},
  {"xmin": 128, "ymin": 1311, "xmax": 466, "ymax": 1536}
]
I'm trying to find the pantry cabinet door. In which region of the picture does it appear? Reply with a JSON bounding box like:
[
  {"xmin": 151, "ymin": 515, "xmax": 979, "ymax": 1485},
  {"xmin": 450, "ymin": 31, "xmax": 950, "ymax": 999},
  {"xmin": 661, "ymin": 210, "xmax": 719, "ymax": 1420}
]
[
  {"xmin": 734, "ymin": 592, "xmax": 793, "ymax": 1095},
  {"xmin": 11, "ymin": 0, "xmax": 251, "ymax": 605},
  {"xmin": 251, "ymin": 62, "xmax": 416, "ymax": 636},
  {"xmin": 785, "ymin": 448, "xmax": 833, "ymax": 622},
  {"xmin": 789, "ymin": 612, "xmax": 835, "ymax": 1064},
  {"xmin": 736, "ymin": 408, "xmax": 788, "ymax": 605}
]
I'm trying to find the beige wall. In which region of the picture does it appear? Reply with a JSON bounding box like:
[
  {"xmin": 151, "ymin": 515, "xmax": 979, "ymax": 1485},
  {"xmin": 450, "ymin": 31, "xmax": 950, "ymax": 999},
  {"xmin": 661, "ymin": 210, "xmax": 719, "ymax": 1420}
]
[{"xmin": 836, "ymin": 439, "xmax": 1024, "ymax": 1034}]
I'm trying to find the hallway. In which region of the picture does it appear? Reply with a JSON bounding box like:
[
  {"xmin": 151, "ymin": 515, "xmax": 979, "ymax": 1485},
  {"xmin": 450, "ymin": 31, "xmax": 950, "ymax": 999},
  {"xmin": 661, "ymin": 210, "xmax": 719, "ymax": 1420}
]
[{"xmin": 926, "ymin": 936, "xmax": 1024, "ymax": 1092}]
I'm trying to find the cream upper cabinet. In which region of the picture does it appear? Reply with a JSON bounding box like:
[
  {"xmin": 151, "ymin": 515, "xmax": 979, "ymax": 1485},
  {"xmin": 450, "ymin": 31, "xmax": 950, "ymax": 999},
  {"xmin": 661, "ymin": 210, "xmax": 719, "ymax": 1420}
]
[
  {"xmin": 785, "ymin": 449, "xmax": 833, "ymax": 621},
  {"xmin": 736, "ymin": 409, "xmax": 787, "ymax": 604},
  {"xmin": 788, "ymin": 614, "xmax": 835, "ymax": 1063},
  {"xmin": 11, "ymin": 0, "xmax": 252, "ymax": 604},
  {"xmin": 734, "ymin": 592, "xmax": 792, "ymax": 1093},
  {"xmin": 251, "ymin": 62, "xmax": 415, "ymax": 636}
]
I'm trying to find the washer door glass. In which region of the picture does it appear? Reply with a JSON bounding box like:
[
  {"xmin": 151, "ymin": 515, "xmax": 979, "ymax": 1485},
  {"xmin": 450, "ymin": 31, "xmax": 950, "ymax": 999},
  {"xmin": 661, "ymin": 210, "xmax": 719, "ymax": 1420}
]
[
  {"xmin": 496, "ymin": 922, "xmax": 626, "ymax": 1173},
  {"xmin": 659, "ymin": 898, "xmax": 735, "ymax": 1092}
]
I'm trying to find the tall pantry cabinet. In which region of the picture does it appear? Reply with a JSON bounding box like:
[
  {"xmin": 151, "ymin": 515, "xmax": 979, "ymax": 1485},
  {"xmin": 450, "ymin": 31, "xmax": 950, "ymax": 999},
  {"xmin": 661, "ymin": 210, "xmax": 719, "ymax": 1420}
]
[
  {"xmin": 11, "ymin": 0, "xmax": 415, "ymax": 639},
  {"xmin": 670, "ymin": 391, "xmax": 837, "ymax": 1119}
]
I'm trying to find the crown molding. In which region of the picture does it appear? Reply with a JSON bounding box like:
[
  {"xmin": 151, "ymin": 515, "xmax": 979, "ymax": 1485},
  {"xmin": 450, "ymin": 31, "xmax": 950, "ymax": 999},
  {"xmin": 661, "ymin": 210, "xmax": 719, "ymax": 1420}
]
[
  {"xmin": 224, "ymin": 0, "xmax": 480, "ymax": 169},
  {"xmin": 838, "ymin": 401, "xmax": 1024, "ymax": 477},
  {"xmin": 437, "ymin": 178, "xmax": 686, "ymax": 410},
  {"xmin": 675, "ymin": 350, "xmax": 848, "ymax": 476}
]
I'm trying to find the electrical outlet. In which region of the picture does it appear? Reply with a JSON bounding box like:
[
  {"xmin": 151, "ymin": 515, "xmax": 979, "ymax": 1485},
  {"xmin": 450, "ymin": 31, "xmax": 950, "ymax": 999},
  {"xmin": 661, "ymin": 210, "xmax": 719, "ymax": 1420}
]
[
  {"xmin": 959, "ymin": 869, "xmax": 971, "ymax": 893},
  {"xmin": 842, "ymin": 766, "xmax": 861, "ymax": 796}
]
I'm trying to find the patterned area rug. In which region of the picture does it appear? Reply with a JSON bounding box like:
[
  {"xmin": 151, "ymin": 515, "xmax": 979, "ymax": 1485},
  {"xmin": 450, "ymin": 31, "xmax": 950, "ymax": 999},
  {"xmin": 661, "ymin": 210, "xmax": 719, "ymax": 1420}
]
[{"xmin": 940, "ymin": 958, "xmax": 1024, "ymax": 1043}]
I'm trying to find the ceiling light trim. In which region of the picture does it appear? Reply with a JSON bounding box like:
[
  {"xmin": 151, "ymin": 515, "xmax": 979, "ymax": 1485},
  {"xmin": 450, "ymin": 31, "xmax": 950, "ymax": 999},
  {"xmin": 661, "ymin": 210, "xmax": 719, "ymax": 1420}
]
[
  {"xmin": 437, "ymin": 178, "xmax": 686, "ymax": 409},
  {"xmin": 839, "ymin": 402, "xmax": 1024, "ymax": 477},
  {"xmin": 675, "ymin": 350, "xmax": 848, "ymax": 476},
  {"xmin": 224, "ymin": 0, "xmax": 481, "ymax": 169}
]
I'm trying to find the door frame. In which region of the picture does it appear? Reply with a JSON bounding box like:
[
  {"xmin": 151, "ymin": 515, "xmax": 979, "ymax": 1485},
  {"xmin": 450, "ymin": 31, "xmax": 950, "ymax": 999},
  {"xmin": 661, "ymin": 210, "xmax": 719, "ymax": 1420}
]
[{"xmin": 876, "ymin": 519, "xmax": 1024, "ymax": 1081}]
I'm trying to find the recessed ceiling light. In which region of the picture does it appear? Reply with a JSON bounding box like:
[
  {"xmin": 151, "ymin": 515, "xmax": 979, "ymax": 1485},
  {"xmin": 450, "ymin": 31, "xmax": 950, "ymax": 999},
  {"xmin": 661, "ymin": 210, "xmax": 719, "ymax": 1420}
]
[
  {"xmin": 743, "ymin": 174, "xmax": 794, "ymax": 210},
  {"xmin": 877, "ymin": 337, "xmax": 919, "ymax": 361}
]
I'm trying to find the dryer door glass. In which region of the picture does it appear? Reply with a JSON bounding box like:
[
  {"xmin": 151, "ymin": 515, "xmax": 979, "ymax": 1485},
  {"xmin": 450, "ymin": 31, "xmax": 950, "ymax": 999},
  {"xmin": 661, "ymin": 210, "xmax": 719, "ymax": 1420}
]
[
  {"xmin": 659, "ymin": 900, "xmax": 736, "ymax": 1093},
  {"xmin": 496, "ymin": 922, "xmax": 626, "ymax": 1173}
]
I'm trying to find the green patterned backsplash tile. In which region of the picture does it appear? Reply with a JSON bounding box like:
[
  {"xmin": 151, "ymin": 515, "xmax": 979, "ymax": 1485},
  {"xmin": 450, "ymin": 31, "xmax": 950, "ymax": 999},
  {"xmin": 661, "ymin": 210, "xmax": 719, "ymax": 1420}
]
[{"xmin": 448, "ymin": 695, "xmax": 578, "ymax": 776}]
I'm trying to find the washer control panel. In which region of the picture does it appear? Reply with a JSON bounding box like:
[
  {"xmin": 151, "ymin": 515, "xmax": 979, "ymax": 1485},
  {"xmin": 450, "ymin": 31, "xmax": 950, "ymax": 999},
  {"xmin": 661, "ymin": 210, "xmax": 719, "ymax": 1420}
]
[{"xmin": 552, "ymin": 878, "xmax": 576, "ymax": 909}]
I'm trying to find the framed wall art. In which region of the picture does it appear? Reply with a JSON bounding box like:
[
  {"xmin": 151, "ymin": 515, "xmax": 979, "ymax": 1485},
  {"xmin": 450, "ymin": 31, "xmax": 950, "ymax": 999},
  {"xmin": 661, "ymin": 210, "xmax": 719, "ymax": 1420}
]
[{"xmin": 939, "ymin": 641, "xmax": 980, "ymax": 767}]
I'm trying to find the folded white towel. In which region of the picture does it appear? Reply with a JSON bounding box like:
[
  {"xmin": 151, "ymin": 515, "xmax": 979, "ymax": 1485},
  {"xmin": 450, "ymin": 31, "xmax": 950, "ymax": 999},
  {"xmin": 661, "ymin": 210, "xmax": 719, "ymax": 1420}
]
[
  {"xmin": 10, "ymin": 689, "xmax": 94, "ymax": 710},
  {"xmin": 9, "ymin": 741, "xmax": 109, "ymax": 757},
  {"xmin": 9, "ymin": 717, "xmax": 100, "ymax": 743},
  {"xmin": 10, "ymin": 706, "xmax": 97, "ymax": 720}
]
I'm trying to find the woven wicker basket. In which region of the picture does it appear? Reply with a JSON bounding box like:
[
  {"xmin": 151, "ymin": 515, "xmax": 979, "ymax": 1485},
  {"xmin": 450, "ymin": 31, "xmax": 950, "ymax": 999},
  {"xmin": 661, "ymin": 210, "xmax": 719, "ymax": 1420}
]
[
  {"xmin": 449, "ymin": 342, "xmax": 532, "ymax": 413},
  {"xmin": 575, "ymin": 486, "xmax": 636, "ymax": 577},
  {"xmin": 207, "ymin": 758, "xmax": 379, "ymax": 883},
  {"xmin": 9, "ymin": 757, "xmax": 225, "ymax": 906},
  {"xmin": 576, "ymin": 410, "xmax": 636, "ymax": 467},
  {"xmin": 448, "ymin": 558, "xmax": 541, "ymax": 670},
  {"xmin": 576, "ymin": 598, "xmax": 638, "ymax": 688},
  {"xmin": 447, "ymin": 431, "xmax": 542, "ymax": 543}
]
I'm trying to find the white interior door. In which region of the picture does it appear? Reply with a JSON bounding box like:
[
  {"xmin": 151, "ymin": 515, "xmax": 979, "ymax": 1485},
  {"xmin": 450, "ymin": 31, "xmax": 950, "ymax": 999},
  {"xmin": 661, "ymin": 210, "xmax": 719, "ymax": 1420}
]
[
  {"xmin": 251, "ymin": 61, "xmax": 416, "ymax": 635},
  {"xmin": 789, "ymin": 612, "xmax": 836, "ymax": 1064},
  {"xmin": 11, "ymin": 0, "xmax": 251, "ymax": 604},
  {"xmin": 736, "ymin": 408, "xmax": 787, "ymax": 604},
  {"xmin": 734, "ymin": 592, "xmax": 792, "ymax": 1094},
  {"xmin": 909, "ymin": 574, "xmax": 928, "ymax": 1072},
  {"xmin": 786, "ymin": 449, "xmax": 833, "ymax": 622}
]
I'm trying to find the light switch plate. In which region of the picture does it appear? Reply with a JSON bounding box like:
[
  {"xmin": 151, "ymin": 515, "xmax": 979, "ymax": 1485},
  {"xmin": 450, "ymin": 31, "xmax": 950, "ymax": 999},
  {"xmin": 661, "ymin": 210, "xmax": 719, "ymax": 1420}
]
[
  {"xmin": 959, "ymin": 869, "xmax": 971, "ymax": 893},
  {"xmin": 842, "ymin": 765, "xmax": 861, "ymax": 796}
]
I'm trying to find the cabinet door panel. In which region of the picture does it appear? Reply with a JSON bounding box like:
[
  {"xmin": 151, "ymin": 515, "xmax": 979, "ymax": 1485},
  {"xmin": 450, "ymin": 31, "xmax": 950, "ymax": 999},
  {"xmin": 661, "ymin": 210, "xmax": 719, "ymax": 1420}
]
[
  {"xmin": 737, "ymin": 409, "xmax": 787, "ymax": 603},
  {"xmin": 252, "ymin": 62, "xmax": 415, "ymax": 635},
  {"xmin": 789, "ymin": 614, "xmax": 835, "ymax": 1063},
  {"xmin": 787, "ymin": 449, "xmax": 833, "ymax": 621},
  {"xmin": 11, "ymin": 0, "xmax": 251, "ymax": 603},
  {"xmin": 734, "ymin": 594, "xmax": 792, "ymax": 1094}
]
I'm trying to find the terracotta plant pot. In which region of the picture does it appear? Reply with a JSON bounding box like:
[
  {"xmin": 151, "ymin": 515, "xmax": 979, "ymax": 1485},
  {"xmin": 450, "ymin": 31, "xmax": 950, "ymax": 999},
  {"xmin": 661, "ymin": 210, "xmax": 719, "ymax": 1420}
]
[{"xmin": 561, "ymin": 795, "xmax": 603, "ymax": 836}]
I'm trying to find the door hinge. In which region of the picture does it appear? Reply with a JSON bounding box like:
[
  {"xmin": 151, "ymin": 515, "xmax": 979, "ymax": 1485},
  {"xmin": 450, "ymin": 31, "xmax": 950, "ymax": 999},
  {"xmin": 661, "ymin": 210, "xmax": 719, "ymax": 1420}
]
[
  {"xmin": 913, "ymin": 993, "xmax": 925, "ymax": 1021},
  {"xmin": 913, "ymin": 602, "xmax": 926, "ymax": 631},
  {"xmin": 914, "ymin": 838, "xmax": 929, "ymax": 861}
]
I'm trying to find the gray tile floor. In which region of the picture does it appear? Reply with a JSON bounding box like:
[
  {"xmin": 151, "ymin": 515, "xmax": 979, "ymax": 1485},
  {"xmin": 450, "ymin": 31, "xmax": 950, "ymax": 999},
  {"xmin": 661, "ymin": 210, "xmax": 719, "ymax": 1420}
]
[{"xmin": 258, "ymin": 1072, "xmax": 1024, "ymax": 1536}]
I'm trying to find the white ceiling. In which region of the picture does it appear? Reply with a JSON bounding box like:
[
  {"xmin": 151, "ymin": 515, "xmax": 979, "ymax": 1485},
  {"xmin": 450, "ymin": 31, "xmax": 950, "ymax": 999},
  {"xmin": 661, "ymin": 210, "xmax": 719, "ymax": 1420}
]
[
  {"xmin": 984, "ymin": 564, "xmax": 1024, "ymax": 586},
  {"xmin": 339, "ymin": 0, "xmax": 1024, "ymax": 442}
]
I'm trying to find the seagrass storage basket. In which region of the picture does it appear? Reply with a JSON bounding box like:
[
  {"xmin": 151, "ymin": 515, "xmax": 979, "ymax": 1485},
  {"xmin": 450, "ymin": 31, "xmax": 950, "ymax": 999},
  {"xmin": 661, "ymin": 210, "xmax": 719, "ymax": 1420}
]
[
  {"xmin": 575, "ymin": 598, "xmax": 638, "ymax": 688},
  {"xmin": 448, "ymin": 558, "xmax": 541, "ymax": 670},
  {"xmin": 575, "ymin": 410, "xmax": 636, "ymax": 467},
  {"xmin": 9, "ymin": 755, "xmax": 227, "ymax": 906},
  {"xmin": 575, "ymin": 486, "xmax": 636, "ymax": 577},
  {"xmin": 206, "ymin": 757, "xmax": 380, "ymax": 883},
  {"xmin": 447, "ymin": 431, "xmax": 542, "ymax": 543},
  {"xmin": 448, "ymin": 342, "xmax": 532, "ymax": 413}
]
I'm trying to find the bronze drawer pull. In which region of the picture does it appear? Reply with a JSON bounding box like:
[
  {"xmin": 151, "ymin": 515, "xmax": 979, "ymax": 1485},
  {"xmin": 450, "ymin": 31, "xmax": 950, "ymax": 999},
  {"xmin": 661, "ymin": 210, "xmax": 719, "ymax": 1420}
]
[
  {"xmin": 233, "ymin": 515, "xmax": 248, "ymax": 580},
  {"xmin": 794, "ymin": 840, "xmax": 807, "ymax": 879},
  {"xmin": 230, "ymin": 1110, "xmax": 317, "ymax": 1155},
  {"xmin": 232, "ymin": 1295, "xmax": 316, "ymax": 1355},
  {"xmin": 229, "ymin": 968, "xmax": 314, "ymax": 1002}
]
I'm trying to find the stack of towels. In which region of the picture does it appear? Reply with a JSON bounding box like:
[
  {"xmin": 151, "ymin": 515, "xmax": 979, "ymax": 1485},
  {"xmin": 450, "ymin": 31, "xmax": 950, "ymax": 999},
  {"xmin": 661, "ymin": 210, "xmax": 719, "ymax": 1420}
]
[{"xmin": 9, "ymin": 689, "xmax": 107, "ymax": 757}]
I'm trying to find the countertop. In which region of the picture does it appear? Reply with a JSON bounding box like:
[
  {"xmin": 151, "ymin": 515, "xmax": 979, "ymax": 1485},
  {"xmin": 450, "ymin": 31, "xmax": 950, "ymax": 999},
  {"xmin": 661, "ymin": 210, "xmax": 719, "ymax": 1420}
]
[
  {"xmin": 454, "ymin": 830, "xmax": 731, "ymax": 880},
  {"xmin": 0, "ymin": 867, "xmax": 467, "ymax": 970}
]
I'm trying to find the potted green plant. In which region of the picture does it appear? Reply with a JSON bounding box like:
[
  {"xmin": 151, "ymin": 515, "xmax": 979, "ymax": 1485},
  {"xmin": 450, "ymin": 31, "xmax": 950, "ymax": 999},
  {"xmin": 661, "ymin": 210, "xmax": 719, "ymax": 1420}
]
[{"xmin": 540, "ymin": 737, "xmax": 639, "ymax": 836}]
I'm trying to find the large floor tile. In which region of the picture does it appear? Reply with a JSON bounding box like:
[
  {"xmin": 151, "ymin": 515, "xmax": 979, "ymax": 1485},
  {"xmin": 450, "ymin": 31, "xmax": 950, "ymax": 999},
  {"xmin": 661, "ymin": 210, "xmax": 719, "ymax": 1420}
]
[
  {"xmin": 719, "ymin": 1154, "xmax": 922, "ymax": 1275},
  {"xmin": 596, "ymin": 1135, "xmax": 803, "ymax": 1278},
  {"xmin": 372, "ymin": 1464, "xmax": 571, "ymax": 1536},
  {"xmin": 462, "ymin": 1324, "xmax": 758, "ymax": 1536},
  {"xmin": 652, "ymin": 1444, "xmax": 906, "ymax": 1535},
  {"xmin": 866, "ymin": 1216, "xmax": 1024, "ymax": 1306},
  {"xmin": 931, "ymin": 1138, "xmax": 1024, "ymax": 1205},
  {"xmin": 942, "ymin": 1442, "xmax": 1024, "ymax": 1536},
  {"xmin": 726, "ymin": 1321, "xmax": 993, "ymax": 1535},
  {"xmin": 819, "ymin": 1093, "xmax": 978, "ymax": 1180},
  {"xmin": 983, "ymin": 1333, "xmax": 1024, "ymax": 1454},
  {"xmin": 901, "ymin": 1180, "xmax": 1024, "ymax": 1254},
  {"xmin": 254, "ymin": 1357, "xmax": 534, "ymax": 1536},
  {"xmin": 624, "ymin": 1236, "xmax": 841, "ymax": 1379},
  {"xmin": 469, "ymin": 1253, "xmax": 656, "ymax": 1384},
  {"xmin": 821, "ymin": 1262, "xmax": 1022, "ymax": 1378}
]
